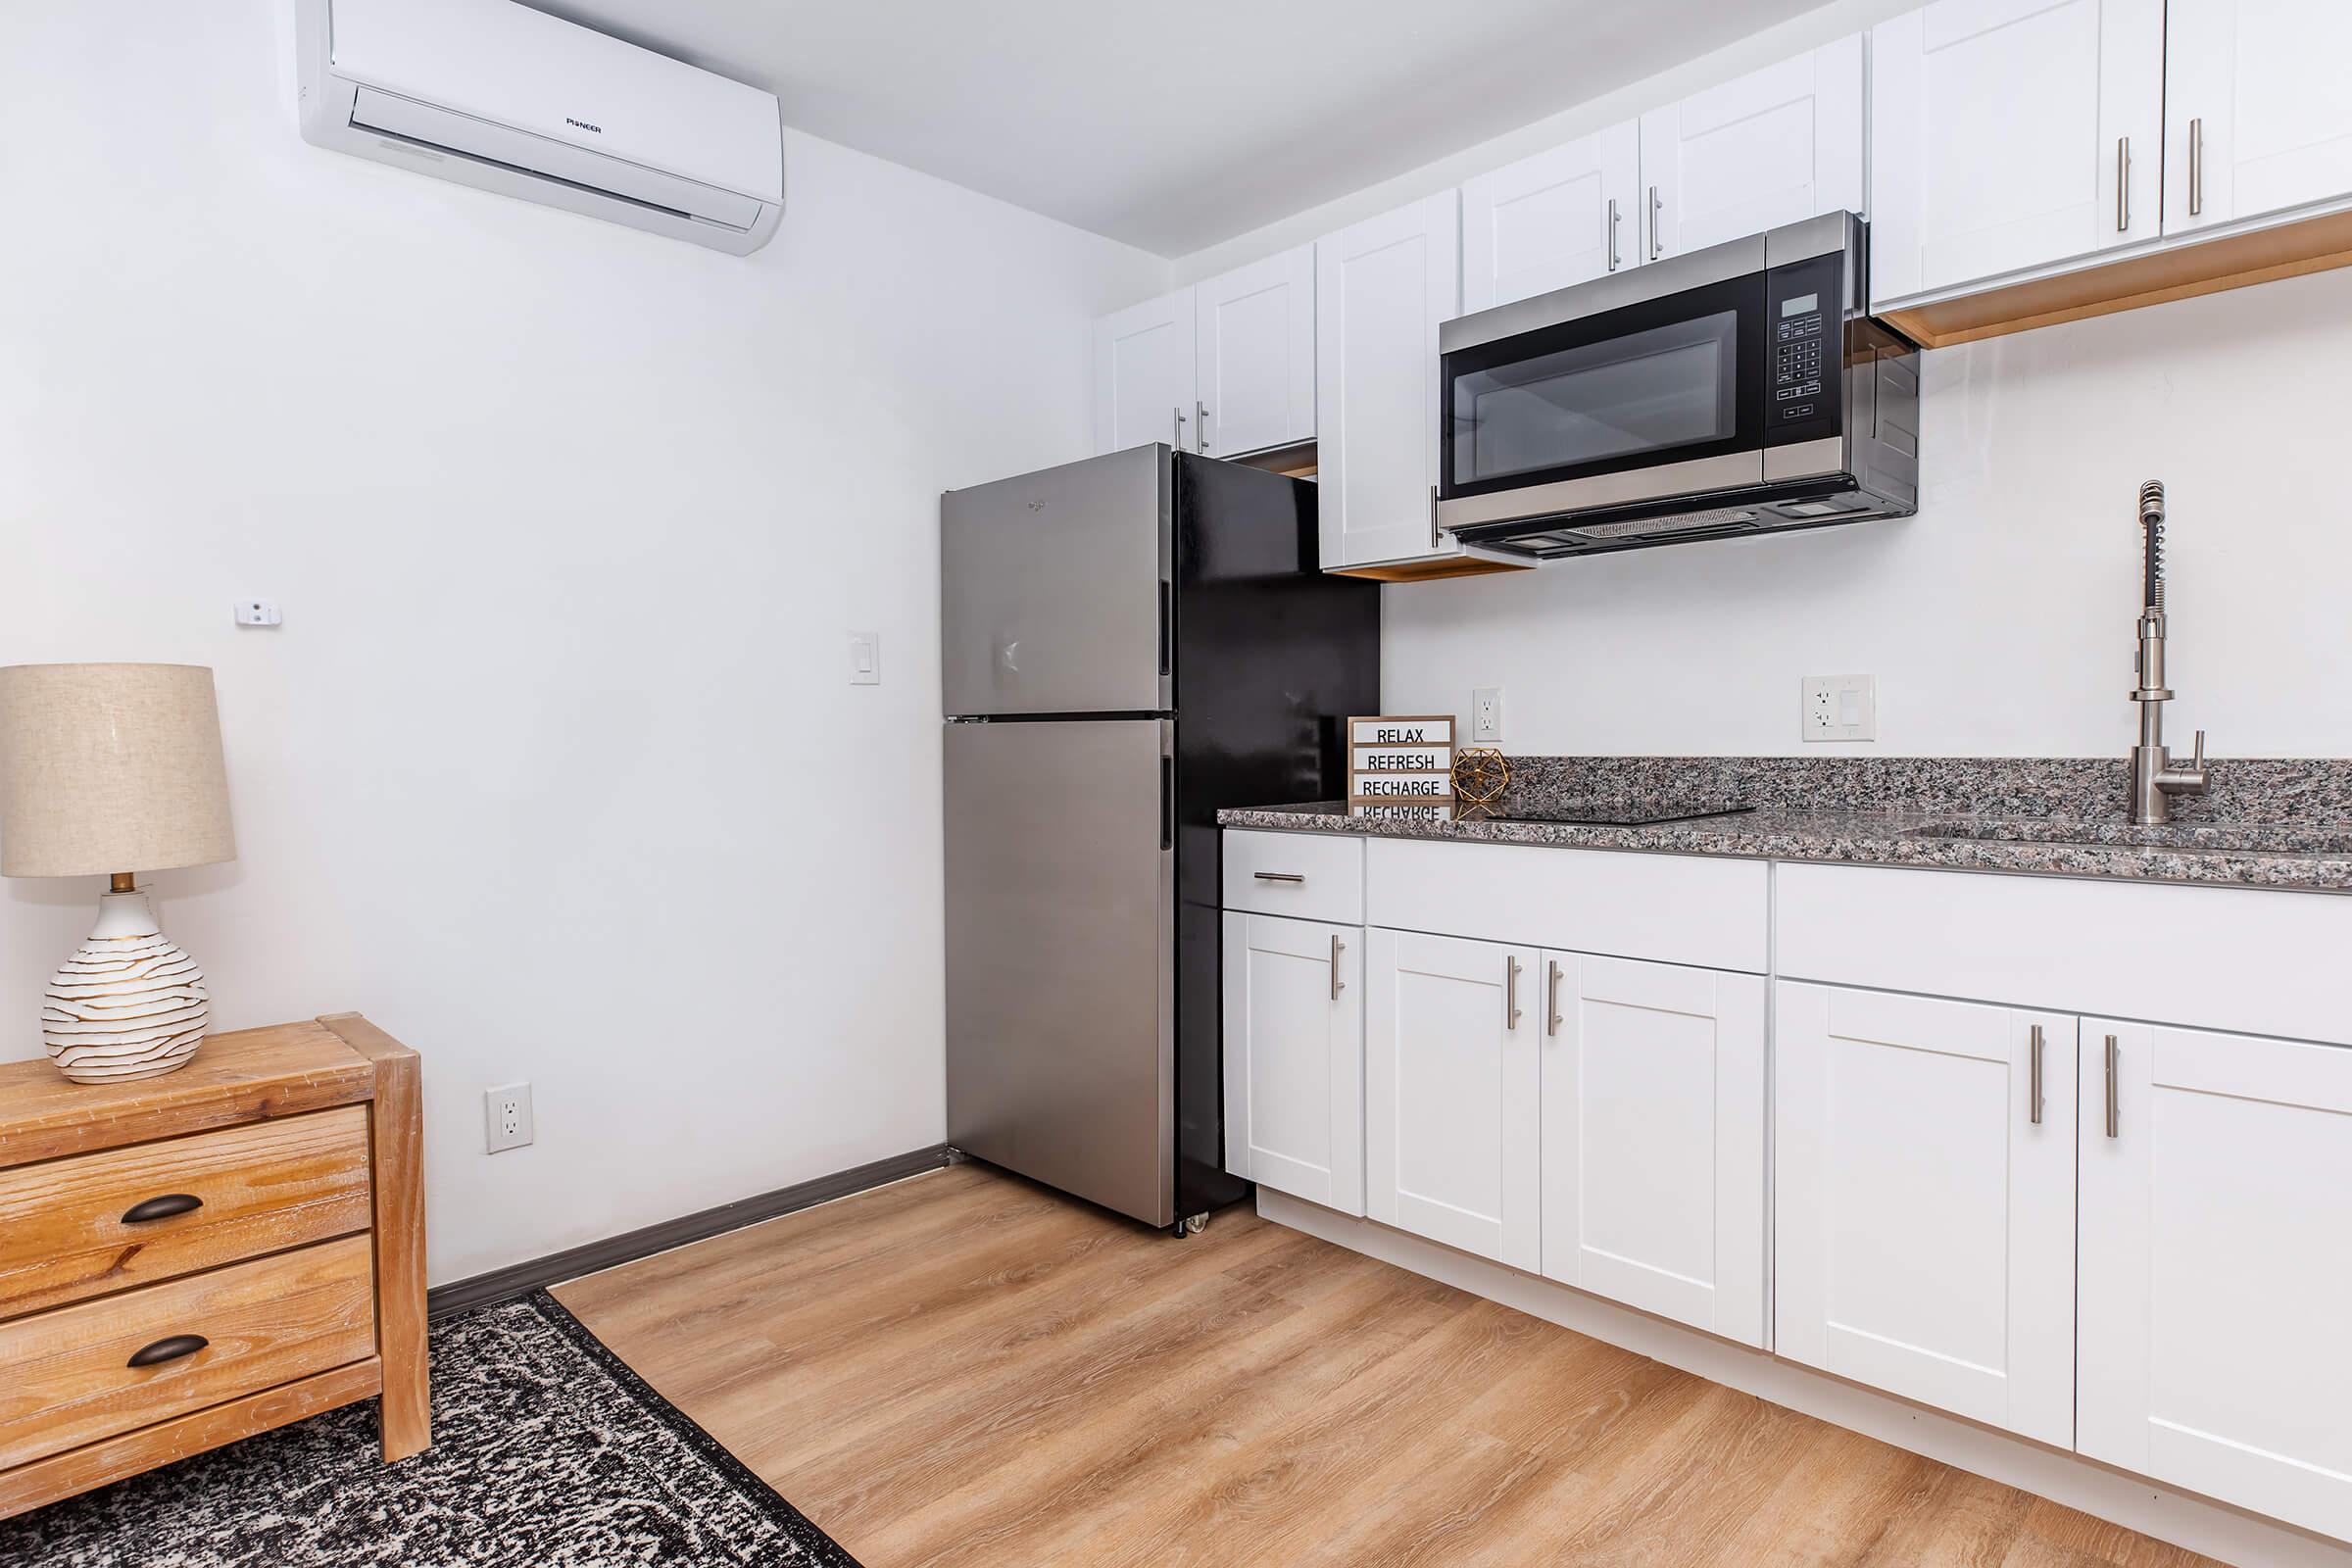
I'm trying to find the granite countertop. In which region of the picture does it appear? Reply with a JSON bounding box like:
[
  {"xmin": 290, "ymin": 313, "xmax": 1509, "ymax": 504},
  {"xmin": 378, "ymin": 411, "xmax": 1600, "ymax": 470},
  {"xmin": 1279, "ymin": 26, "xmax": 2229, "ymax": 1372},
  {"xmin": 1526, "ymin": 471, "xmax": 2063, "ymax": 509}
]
[{"xmin": 1216, "ymin": 791, "xmax": 2352, "ymax": 896}]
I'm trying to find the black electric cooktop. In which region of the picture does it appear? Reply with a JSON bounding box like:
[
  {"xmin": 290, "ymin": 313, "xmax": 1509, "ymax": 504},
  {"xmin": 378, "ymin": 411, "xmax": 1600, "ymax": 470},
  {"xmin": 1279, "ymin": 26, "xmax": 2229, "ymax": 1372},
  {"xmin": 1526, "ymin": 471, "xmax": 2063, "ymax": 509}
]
[{"xmin": 1480, "ymin": 798, "xmax": 1756, "ymax": 827}]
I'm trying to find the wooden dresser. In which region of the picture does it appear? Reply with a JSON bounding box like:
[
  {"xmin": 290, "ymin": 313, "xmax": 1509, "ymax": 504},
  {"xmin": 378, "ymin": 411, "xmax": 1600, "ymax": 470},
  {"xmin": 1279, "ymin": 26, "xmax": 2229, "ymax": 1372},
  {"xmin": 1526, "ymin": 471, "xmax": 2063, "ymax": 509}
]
[{"xmin": 0, "ymin": 1013, "xmax": 427, "ymax": 1519}]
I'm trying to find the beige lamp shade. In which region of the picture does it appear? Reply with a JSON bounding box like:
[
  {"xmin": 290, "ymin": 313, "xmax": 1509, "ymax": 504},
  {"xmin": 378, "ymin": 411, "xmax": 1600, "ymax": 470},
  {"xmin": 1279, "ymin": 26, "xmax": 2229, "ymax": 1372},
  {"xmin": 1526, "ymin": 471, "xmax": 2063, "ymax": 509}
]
[{"xmin": 0, "ymin": 663, "xmax": 237, "ymax": 878}]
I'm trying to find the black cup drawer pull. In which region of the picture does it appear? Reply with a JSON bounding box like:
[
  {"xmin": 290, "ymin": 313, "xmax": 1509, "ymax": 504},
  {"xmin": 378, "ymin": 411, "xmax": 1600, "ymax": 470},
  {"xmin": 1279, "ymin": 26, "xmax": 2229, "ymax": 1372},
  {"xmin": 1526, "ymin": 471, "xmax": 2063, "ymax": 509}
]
[
  {"xmin": 121, "ymin": 1194, "xmax": 205, "ymax": 1225},
  {"xmin": 126, "ymin": 1334, "xmax": 209, "ymax": 1369}
]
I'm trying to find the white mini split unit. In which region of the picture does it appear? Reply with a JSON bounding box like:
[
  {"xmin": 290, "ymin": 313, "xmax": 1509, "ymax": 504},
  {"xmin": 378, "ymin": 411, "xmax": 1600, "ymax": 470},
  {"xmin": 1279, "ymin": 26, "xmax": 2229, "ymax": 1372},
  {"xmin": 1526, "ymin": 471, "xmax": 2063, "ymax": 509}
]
[{"xmin": 297, "ymin": 0, "xmax": 784, "ymax": 255}]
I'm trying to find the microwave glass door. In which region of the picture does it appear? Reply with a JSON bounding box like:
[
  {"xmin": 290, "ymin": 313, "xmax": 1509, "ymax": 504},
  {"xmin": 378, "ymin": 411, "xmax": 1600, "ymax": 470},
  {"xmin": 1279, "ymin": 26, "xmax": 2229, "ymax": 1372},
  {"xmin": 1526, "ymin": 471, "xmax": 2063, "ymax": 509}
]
[{"xmin": 1444, "ymin": 273, "xmax": 1765, "ymax": 502}]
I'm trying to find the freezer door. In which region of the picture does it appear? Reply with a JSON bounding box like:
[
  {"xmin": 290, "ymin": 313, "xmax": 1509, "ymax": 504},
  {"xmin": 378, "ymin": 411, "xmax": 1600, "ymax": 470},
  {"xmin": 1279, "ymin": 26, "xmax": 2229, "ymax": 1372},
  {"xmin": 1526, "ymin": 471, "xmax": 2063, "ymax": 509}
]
[
  {"xmin": 944, "ymin": 717, "xmax": 1175, "ymax": 1226},
  {"xmin": 941, "ymin": 447, "xmax": 1172, "ymax": 717}
]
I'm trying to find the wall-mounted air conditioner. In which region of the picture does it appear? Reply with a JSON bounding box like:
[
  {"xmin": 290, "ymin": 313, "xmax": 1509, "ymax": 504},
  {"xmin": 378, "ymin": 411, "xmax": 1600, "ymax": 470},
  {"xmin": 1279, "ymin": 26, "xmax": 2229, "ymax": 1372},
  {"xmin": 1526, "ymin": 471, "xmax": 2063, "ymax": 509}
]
[{"xmin": 297, "ymin": 0, "xmax": 784, "ymax": 255}]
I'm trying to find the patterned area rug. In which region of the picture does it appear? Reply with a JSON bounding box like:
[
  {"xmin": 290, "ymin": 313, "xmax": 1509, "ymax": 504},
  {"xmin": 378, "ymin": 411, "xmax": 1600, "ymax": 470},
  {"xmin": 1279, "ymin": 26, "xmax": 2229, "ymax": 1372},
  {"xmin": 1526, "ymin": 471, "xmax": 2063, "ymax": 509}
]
[{"xmin": 0, "ymin": 1291, "xmax": 859, "ymax": 1568}]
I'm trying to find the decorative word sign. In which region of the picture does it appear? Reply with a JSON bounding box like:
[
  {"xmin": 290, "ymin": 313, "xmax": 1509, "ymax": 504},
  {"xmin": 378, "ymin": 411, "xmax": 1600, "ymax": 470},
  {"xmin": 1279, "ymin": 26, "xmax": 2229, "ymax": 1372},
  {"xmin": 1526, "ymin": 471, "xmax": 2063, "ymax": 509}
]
[{"xmin": 1348, "ymin": 715, "xmax": 1454, "ymax": 823}]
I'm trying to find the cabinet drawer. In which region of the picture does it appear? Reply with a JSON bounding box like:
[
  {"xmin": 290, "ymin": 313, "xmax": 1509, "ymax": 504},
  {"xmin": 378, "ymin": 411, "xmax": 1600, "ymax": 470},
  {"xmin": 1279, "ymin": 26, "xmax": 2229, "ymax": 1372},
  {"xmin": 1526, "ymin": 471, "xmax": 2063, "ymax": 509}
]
[
  {"xmin": 0, "ymin": 1232, "xmax": 376, "ymax": 1470},
  {"xmin": 1367, "ymin": 838, "xmax": 1769, "ymax": 973},
  {"xmin": 0, "ymin": 1106, "xmax": 372, "ymax": 1320},
  {"xmin": 1223, "ymin": 829, "xmax": 1365, "ymax": 924}
]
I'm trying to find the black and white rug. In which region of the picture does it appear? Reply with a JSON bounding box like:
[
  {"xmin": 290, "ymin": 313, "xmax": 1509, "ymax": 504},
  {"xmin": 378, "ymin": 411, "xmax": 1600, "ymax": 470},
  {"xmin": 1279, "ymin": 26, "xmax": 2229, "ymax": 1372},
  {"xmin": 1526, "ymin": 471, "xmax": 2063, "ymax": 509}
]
[{"xmin": 0, "ymin": 1292, "xmax": 860, "ymax": 1568}]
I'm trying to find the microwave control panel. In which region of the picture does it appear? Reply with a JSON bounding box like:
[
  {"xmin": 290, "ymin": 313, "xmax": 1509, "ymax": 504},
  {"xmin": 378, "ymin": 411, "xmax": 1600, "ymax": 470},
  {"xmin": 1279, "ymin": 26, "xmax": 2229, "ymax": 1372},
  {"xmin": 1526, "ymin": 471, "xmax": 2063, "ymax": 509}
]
[{"xmin": 1764, "ymin": 249, "xmax": 1846, "ymax": 448}]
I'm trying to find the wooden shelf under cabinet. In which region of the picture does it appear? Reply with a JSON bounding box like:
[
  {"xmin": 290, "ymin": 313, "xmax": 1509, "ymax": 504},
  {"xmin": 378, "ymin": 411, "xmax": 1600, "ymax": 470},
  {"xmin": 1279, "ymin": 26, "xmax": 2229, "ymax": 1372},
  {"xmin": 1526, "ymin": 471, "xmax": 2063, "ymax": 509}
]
[{"xmin": 0, "ymin": 1014, "xmax": 428, "ymax": 1520}]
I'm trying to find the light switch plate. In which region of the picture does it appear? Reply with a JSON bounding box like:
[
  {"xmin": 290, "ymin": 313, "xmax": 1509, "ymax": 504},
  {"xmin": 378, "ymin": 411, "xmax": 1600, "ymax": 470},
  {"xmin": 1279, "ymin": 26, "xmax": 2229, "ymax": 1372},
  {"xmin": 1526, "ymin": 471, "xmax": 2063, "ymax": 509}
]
[
  {"xmin": 848, "ymin": 631, "xmax": 881, "ymax": 686},
  {"xmin": 1802, "ymin": 674, "xmax": 1877, "ymax": 742},
  {"xmin": 1471, "ymin": 687, "xmax": 1503, "ymax": 744}
]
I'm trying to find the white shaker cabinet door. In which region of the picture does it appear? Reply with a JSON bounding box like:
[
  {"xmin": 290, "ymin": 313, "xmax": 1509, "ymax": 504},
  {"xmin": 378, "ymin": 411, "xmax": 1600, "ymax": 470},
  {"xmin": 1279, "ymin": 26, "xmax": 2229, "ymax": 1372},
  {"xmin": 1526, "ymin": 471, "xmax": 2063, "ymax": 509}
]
[
  {"xmin": 1638, "ymin": 34, "xmax": 1865, "ymax": 263},
  {"xmin": 1540, "ymin": 955, "xmax": 1767, "ymax": 1347},
  {"xmin": 1221, "ymin": 912, "xmax": 1364, "ymax": 1215},
  {"xmin": 2164, "ymin": 0, "xmax": 2352, "ymax": 237},
  {"xmin": 1194, "ymin": 245, "xmax": 1315, "ymax": 458},
  {"xmin": 1364, "ymin": 927, "xmax": 1541, "ymax": 1269},
  {"xmin": 1092, "ymin": 286, "xmax": 1196, "ymax": 455},
  {"xmin": 1460, "ymin": 121, "xmax": 1640, "ymax": 313},
  {"xmin": 1314, "ymin": 192, "xmax": 1460, "ymax": 571},
  {"xmin": 2078, "ymin": 1021, "xmax": 2352, "ymax": 1544},
  {"xmin": 1869, "ymin": 0, "xmax": 2165, "ymax": 307},
  {"xmin": 1775, "ymin": 983, "xmax": 2078, "ymax": 1446}
]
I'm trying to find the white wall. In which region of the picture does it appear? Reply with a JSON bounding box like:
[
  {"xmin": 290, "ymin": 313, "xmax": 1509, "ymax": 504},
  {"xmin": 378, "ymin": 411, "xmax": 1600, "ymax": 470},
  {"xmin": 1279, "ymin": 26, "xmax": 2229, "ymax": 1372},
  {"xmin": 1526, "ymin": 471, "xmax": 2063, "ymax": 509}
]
[
  {"xmin": 0, "ymin": 2, "xmax": 1166, "ymax": 1284},
  {"xmin": 1169, "ymin": 0, "xmax": 2352, "ymax": 759}
]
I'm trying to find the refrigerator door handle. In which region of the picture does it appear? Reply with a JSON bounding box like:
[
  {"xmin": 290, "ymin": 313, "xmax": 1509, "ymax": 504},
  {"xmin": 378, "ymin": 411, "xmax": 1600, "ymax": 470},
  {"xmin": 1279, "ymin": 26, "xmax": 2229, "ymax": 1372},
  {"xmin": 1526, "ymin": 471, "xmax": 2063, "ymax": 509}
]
[
  {"xmin": 1160, "ymin": 755, "xmax": 1174, "ymax": 851},
  {"xmin": 1158, "ymin": 581, "xmax": 1170, "ymax": 676}
]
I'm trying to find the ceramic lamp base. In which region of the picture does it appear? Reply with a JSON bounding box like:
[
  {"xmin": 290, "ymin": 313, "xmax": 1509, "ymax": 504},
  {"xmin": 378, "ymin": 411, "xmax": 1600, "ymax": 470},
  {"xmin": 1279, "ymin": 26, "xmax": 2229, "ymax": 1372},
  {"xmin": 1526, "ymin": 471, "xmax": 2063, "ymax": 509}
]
[{"xmin": 42, "ymin": 887, "xmax": 209, "ymax": 1084}]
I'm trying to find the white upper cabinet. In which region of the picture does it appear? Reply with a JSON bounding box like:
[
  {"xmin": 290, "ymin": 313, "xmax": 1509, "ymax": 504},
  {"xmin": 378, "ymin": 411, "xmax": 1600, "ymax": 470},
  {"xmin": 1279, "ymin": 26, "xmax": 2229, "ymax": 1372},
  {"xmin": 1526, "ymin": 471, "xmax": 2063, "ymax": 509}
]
[
  {"xmin": 1193, "ymin": 245, "xmax": 1315, "ymax": 458},
  {"xmin": 1870, "ymin": 0, "xmax": 2165, "ymax": 306},
  {"xmin": 2163, "ymin": 0, "xmax": 2352, "ymax": 237},
  {"xmin": 1221, "ymin": 911, "xmax": 1364, "ymax": 1216},
  {"xmin": 1775, "ymin": 983, "xmax": 2079, "ymax": 1446},
  {"xmin": 1460, "ymin": 122, "xmax": 1640, "ymax": 313},
  {"xmin": 1092, "ymin": 286, "xmax": 1196, "ymax": 455},
  {"xmin": 1314, "ymin": 192, "xmax": 1463, "ymax": 571},
  {"xmin": 2078, "ymin": 1021, "xmax": 2352, "ymax": 1544},
  {"xmin": 1639, "ymin": 34, "xmax": 1866, "ymax": 263},
  {"xmin": 1363, "ymin": 926, "xmax": 1541, "ymax": 1269},
  {"xmin": 1540, "ymin": 955, "xmax": 1767, "ymax": 1347}
]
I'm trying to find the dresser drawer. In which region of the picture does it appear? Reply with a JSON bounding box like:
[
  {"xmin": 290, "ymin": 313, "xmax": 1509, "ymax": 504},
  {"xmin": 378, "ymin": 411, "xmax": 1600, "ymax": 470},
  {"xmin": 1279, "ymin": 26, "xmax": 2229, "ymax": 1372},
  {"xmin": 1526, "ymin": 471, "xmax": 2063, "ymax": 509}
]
[
  {"xmin": 0, "ymin": 1232, "xmax": 376, "ymax": 1470},
  {"xmin": 1223, "ymin": 829, "xmax": 1365, "ymax": 924},
  {"xmin": 0, "ymin": 1106, "xmax": 371, "ymax": 1320}
]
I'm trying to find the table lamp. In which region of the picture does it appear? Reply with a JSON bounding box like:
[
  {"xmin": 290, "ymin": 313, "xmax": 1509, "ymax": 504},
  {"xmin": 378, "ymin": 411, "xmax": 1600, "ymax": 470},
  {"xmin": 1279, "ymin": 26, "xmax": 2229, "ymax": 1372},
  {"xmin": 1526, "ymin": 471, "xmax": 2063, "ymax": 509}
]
[{"xmin": 0, "ymin": 663, "xmax": 237, "ymax": 1084}]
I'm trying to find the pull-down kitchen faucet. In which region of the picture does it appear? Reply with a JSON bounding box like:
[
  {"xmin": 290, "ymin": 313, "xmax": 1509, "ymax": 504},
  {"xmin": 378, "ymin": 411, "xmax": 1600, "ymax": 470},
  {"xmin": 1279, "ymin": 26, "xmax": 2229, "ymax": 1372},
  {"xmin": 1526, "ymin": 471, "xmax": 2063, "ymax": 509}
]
[{"xmin": 2128, "ymin": 480, "xmax": 2211, "ymax": 824}]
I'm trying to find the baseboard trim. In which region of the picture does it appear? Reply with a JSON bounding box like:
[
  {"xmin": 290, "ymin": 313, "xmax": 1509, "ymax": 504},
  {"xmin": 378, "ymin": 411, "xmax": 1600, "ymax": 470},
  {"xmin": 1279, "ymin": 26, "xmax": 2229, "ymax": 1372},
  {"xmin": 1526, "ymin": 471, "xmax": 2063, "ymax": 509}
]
[
  {"xmin": 427, "ymin": 1144, "xmax": 954, "ymax": 1319},
  {"xmin": 1257, "ymin": 1190, "xmax": 2352, "ymax": 1568}
]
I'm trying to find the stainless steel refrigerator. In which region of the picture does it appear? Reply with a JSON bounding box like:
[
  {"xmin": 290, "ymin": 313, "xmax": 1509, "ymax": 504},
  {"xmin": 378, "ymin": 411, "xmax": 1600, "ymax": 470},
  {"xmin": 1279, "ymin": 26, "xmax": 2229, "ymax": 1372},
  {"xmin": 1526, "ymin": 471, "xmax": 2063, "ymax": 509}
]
[{"xmin": 942, "ymin": 445, "xmax": 1380, "ymax": 1232}]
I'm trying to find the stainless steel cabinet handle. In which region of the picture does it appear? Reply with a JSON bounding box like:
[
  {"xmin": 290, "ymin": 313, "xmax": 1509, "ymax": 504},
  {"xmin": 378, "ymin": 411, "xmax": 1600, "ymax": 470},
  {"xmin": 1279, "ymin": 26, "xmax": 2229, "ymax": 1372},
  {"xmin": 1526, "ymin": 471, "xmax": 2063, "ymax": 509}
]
[
  {"xmin": 1252, "ymin": 871, "xmax": 1304, "ymax": 883},
  {"xmin": 2029, "ymin": 1024, "xmax": 2044, "ymax": 1125},
  {"xmin": 1506, "ymin": 956, "xmax": 1522, "ymax": 1029},
  {"xmin": 1647, "ymin": 185, "xmax": 1664, "ymax": 260},
  {"xmin": 2189, "ymin": 118, "xmax": 2204, "ymax": 218},
  {"xmin": 1330, "ymin": 935, "xmax": 1346, "ymax": 1001},
  {"xmin": 1546, "ymin": 960, "xmax": 1564, "ymax": 1037},
  {"xmin": 1428, "ymin": 483, "xmax": 1441, "ymax": 550},
  {"xmin": 1605, "ymin": 197, "xmax": 1621, "ymax": 271},
  {"xmin": 1172, "ymin": 406, "xmax": 1188, "ymax": 448},
  {"xmin": 1197, "ymin": 400, "xmax": 1210, "ymax": 453},
  {"xmin": 2104, "ymin": 1034, "xmax": 2122, "ymax": 1139},
  {"xmin": 2116, "ymin": 137, "xmax": 2130, "ymax": 231}
]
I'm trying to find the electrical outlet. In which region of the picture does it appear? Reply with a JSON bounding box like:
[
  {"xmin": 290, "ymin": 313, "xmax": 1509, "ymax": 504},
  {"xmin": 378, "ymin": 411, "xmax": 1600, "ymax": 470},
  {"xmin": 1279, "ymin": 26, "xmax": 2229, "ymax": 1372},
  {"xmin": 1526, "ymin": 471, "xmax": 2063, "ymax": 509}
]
[
  {"xmin": 1802, "ymin": 674, "xmax": 1878, "ymax": 742},
  {"xmin": 484, "ymin": 1082, "xmax": 534, "ymax": 1153},
  {"xmin": 1471, "ymin": 686, "xmax": 1503, "ymax": 744},
  {"xmin": 233, "ymin": 600, "xmax": 282, "ymax": 627}
]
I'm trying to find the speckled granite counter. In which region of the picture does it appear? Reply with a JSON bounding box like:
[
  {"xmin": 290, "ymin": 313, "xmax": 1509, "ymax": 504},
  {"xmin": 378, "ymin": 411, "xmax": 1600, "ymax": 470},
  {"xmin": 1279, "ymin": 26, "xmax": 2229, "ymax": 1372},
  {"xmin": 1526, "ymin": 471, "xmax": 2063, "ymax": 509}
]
[{"xmin": 1218, "ymin": 757, "xmax": 2352, "ymax": 894}]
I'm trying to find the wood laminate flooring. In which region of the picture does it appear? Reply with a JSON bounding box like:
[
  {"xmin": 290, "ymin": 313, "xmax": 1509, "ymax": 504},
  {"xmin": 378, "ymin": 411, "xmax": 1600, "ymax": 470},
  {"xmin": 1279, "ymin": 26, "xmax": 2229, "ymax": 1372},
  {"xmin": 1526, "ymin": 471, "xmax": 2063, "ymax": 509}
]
[{"xmin": 551, "ymin": 1163, "xmax": 2220, "ymax": 1568}]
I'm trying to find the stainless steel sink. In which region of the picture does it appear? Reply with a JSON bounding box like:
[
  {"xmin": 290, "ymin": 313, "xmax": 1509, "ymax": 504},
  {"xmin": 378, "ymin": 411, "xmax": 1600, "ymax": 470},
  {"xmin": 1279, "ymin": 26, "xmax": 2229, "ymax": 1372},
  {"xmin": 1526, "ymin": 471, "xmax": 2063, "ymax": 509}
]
[{"xmin": 1904, "ymin": 818, "xmax": 2352, "ymax": 857}]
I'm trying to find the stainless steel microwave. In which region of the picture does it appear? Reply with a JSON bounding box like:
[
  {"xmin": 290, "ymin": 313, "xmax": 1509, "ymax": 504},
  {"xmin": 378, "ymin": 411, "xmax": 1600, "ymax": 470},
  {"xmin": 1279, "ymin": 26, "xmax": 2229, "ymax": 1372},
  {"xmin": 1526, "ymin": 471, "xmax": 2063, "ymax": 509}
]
[{"xmin": 1438, "ymin": 211, "xmax": 1920, "ymax": 561}]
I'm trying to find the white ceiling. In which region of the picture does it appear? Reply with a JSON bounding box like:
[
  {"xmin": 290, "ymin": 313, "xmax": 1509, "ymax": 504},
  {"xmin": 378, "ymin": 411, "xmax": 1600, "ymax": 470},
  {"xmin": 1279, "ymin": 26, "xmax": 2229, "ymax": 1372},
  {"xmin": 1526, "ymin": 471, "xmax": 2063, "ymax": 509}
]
[{"xmin": 530, "ymin": 1, "xmax": 1835, "ymax": 258}]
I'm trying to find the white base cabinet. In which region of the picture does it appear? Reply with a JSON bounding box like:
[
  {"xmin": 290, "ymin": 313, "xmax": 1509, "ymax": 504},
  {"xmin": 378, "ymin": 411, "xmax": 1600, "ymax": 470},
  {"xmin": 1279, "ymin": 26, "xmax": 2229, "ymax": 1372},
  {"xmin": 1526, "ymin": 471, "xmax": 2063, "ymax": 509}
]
[
  {"xmin": 1541, "ymin": 955, "xmax": 1767, "ymax": 1347},
  {"xmin": 1363, "ymin": 927, "xmax": 1541, "ymax": 1270},
  {"xmin": 1775, "ymin": 982, "xmax": 2078, "ymax": 1446},
  {"xmin": 1220, "ymin": 911, "xmax": 1364, "ymax": 1215},
  {"xmin": 2078, "ymin": 1020, "xmax": 2352, "ymax": 1543}
]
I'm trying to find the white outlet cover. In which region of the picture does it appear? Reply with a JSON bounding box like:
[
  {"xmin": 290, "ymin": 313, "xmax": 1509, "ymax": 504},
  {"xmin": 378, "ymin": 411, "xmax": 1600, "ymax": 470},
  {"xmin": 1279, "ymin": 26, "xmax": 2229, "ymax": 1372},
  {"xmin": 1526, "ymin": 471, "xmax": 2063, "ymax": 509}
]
[
  {"xmin": 1802, "ymin": 674, "xmax": 1877, "ymax": 742},
  {"xmin": 234, "ymin": 600, "xmax": 282, "ymax": 627},
  {"xmin": 1471, "ymin": 686, "xmax": 1503, "ymax": 744},
  {"xmin": 484, "ymin": 1082, "xmax": 535, "ymax": 1153}
]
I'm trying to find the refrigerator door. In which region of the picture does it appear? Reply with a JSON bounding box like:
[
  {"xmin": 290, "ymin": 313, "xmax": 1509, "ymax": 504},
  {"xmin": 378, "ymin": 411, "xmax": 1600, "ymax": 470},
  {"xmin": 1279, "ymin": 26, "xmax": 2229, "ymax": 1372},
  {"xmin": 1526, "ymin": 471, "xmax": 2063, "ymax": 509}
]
[
  {"xmin": 944, "ymin": 716, "xmax": 1175, "ymax": 1227},
  {"xmin": 941, "ymin": 446, "xmax": 1172, "ymax": 718}
]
